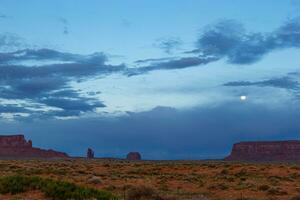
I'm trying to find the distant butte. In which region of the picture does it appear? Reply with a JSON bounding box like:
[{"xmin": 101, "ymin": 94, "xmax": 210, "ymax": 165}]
[
  {"xmin": 126, "ymin": 152, "xmax": 142, "ymax": 160},
  {"xmin": 0, "ymin": 135, "xmax": 68, "ymax": 159},
  {"xmin": 225, "ymin": 140, "xmax": 300, "ymax": 162}
]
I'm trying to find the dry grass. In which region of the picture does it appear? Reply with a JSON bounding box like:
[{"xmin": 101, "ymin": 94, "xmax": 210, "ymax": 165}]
[{"xmin": 0, "ymin": 159, "xmax": 299, "ymax": 200}]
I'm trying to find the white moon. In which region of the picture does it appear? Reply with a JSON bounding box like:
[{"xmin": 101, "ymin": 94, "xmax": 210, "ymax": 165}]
[{"xmin": 240, "ymin": 95, "xmax": 247, "ymax": 101}]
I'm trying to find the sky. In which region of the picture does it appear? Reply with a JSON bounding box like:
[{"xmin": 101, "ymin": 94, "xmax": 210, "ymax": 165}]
[{"xmin": 0, "ymin": 0, "xmax": 300, "ymax": 159}]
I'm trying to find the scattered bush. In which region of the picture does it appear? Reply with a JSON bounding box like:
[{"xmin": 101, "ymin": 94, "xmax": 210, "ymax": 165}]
[
  {"xmin": 291, "ymin": 195, "xmax": 300, "ymax": 200},
  {"xmin": 208, "ymin": 183, "xmax": 229, "ymax": 190},
  {"xmin": 87, "ymin": 176, "xmax": 102, "ymax": 185},
  {"xmin": 258, "ymin": 184, "xmax": 270, "ymax": 191},
  {"xmin": 220, "ymin": 169, "xmax": 229, "ymax": 175},
  {"xmin": 125, "ymin": 185, "xmax": 164, "ymax": 200},
  {"xmin": 235, "ymin": 169, "xmax": 248, "ymax": 177},
  {"xmin": 0, "ymin": 176, "xmax": 41, "ymax": 194},
  {"xmin": 267, "ymin": 187, "xmax": 288, "ymax": 196},
  {"xmin": 0, "ymin": 175, "xmax": 117, "ymax": 200}
]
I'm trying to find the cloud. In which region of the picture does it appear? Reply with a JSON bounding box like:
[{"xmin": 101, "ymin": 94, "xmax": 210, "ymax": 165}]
[
  {"xmin": 154, "ymin": 37, "xmax": 182, "ymax": 54},
  {"xmin": 15, "ymin": 96, "xmax": 106, "ymax": 120},
  {"xmin": 0, "ymin": 14, "xmax": 7, "ymax": 19},
  {"xmin": 192, "ymin": 18, "xmax": 300, "ymax": 65},
  {"xmin": 0, "ymin": 49, "xmax": 125, "ymax": 78},
  {"xmin": 0, "ymin": 48, "xmax": 84, "ymax": 64},
  {"xmin": 0, "ymin": 33, "xmax": 26, "ymax": 52},
  {"xmin": 128, "ymin": 56, "xmax": 218, "ymax": 76},
  {"xmin": 134, "ymin": 57, "xmax": 177, "ymax": 64},
  {"xmin": 59, "ymin": 17, "xmax": 69, "ymax": 35},
  {"xmin": 121, "ymin": 19, "xmax": 132, "ymax": 28},
  {"xmin": 128, "ymin": 18, "xmax": 300, "ymax": 74},
  {"xmin": 2, "ymin": 17, "xmax": 300, "ymax": 119},
  {"xmin": 223, "ymin": 77, "xmax": 300, "ymax": 90},
  {"xmin": 40, "ymin": 97, "xmax": 104, "ymax": 113},
  {"xmin": 0, "ymin": 105, "xmax": 29, "ymax": 114},
  {"xmin": 0, "ymin": 77, "xmax": 68, "ymax": 98},
  {"xmin": 0, "ymin": 48, "xmax": 126, "ymax": 119},
  {"xmin": 144, "ymin": 56, "xmax": 217, "ymax": 70}
]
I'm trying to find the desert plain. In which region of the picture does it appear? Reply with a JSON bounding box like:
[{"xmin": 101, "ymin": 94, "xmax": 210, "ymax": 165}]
[{"xmin": 0, "ymin": 159, "xmax": 299, "ymax": 200}]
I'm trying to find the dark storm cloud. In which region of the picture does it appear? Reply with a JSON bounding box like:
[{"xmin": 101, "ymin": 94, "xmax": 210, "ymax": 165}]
[
  {"xmin": 192, "ymin": 18, "xmax": 300, "ymax": 65},
  {"xmin": 0, "ymin": 105, "xmax": 29, "ymax": 113},
  {"xmin": 154, "ymin": 37, "xmax": 182, "ymax": 54},
  {"xmin": 134, "ymin": 57, "xmax": 177, "ymax": 64},
  {"xmin": 0, "ymin": 77, "xmax": 68, "ymax": 100},
  {"xmin": 0, "ymin": 85, "xmax": 104, "ymax": 118},
  {"xmin": 40, "ymin": 97, "xmax": 104, "ymax": 112},
  {"xmin": 46, "ymin": 110, "xmax": 82, "ymax": 118},
  {"xmin": 10, "ymin": 77, "xmax": 67, "ymax": 96},
  {"xmin": 5, "ymin": 102, "xmax": 300, "ymax": 159},
  {"xmin": 127, "ymin": 56, "xmax": 218, "ymax": 76},
  {"xmin": 143, "ymin": 56, "xmax": 216, "ymax": 70},
  {"xmin": 129, "ymin": 18, "xmax": 300, "ymax": 74},
  {"xmin": 0, "ymin": 49, "xmax": 125, "ymax": 80},
  {"xmin": 0, "ymin": 48, "xmax": 127, "ymax": 118},
  {"xmin": 0, "ymin": 48, "xmax": 104, "ymax": 64},
  {"xmin": 224, "ymin": 77, "xmax": 300, "ymax": 90},
  {"xmin": 3, "ymin": 17, "xmax": 300, "ymax": 118},
  {"xmin": 51, "ymin": 89, "xmax": 83, "ymax": 98}
]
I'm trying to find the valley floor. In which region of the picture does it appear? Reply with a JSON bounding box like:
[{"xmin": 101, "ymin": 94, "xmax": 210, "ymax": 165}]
[{"xmin": 0, "ymin": 159, "xmax": 299, "ymax": 200}]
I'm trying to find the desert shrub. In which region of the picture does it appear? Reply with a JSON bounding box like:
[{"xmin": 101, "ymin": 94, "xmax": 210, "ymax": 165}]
[
  {"xmin": 0, "ymin": 175, "xmax": 41, "ymax": 194},
  {"xmin": 207, "ymin": 164, "xmax": 217, "ymax": 168},
  {"xmin": 104, "ymin": 185, "xmax": 116, "ymax": 191},
  {"xmin": 289, "ymin": 173, "xmax": 300, "ymax": 180},
  {"xmin": 235, "ymin": 197, "xmax": 251, "ymax": 200},
  {"xmin": 291, "ymin": 196, "xmax": 300, "ymax": 200},
  {"xmin": 234, "ymin": 181, "xmax": 255, "ymax": 191},
  {"xmin": 267, "ymin": 176, "xmax": 280, "ymax": 185},
  {"xmin": 87, "ymin": 176, "xmax": 102, "ymax": 185},
  {"xmin": 197, "ymin": 179, "xmax": 205, "ymax": 187},
  {"xmin": 258, "ymin": 184, "xmax": 270, "ymax": 191},
  {"xmin": 217, "ymin": 183, "xmax": 229, "ymax": 190},
  {"xmin": 240, "ymin": 177, "xmax": 247, "ymax": 181},
  {"xmin": 290, "ymin": 166, "xmax": 300, "ymax": 170},
  {"xmin": 0, "ymin": 175, "xmax": 117, "ymax": 200},
  {"xmin": 125, "ymin": 185, "xmax": 162, "ymax": 200},
  {"xmin": 267, "ymin": 187, "xmax": 288, "ymax": 196},
  {"xmin": 208, "ymin": 183, "xmax": 229, "ymax": 190},
  {"xmin": 220, "ymin": 169, "xmax": 229, "ymax": 175},
  {"xmin": 235, "ymin": 168, "xmax": 248, "ymax": 178}
]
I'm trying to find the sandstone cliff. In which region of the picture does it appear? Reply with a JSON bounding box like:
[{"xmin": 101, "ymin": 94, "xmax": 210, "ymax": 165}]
[
  {"xmin": 0, "ymin": 135, "xmax": 68, "ymax": 158},
  {"xmin": 225, "ymin": 140, "xmax": 300, "ymax": 162}
]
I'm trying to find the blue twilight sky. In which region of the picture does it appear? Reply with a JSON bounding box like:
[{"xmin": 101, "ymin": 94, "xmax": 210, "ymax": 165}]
[{"xmin": 0, "ymin": 0, "xmax": 300, "ymax": 159}]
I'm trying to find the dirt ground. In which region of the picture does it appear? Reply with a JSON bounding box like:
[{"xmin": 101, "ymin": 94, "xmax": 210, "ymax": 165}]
[{"xmin": 0, "ymin": 159, "xmax": 299, "ymax": 200}]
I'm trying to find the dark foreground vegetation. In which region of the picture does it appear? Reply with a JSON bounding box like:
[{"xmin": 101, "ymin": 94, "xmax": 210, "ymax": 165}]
[{"xmin": 0, "ymin": 175, "xmax": 117, "ymax": 200}]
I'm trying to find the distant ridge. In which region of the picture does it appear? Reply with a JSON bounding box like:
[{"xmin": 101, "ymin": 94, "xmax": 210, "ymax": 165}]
[
  {"xmin": 225, "ymin": 140, "xmax": 300, "ymax": 162},
  {"xmin": 0, "ymin": 134, "xmax": 68, "ymax": 159}
]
